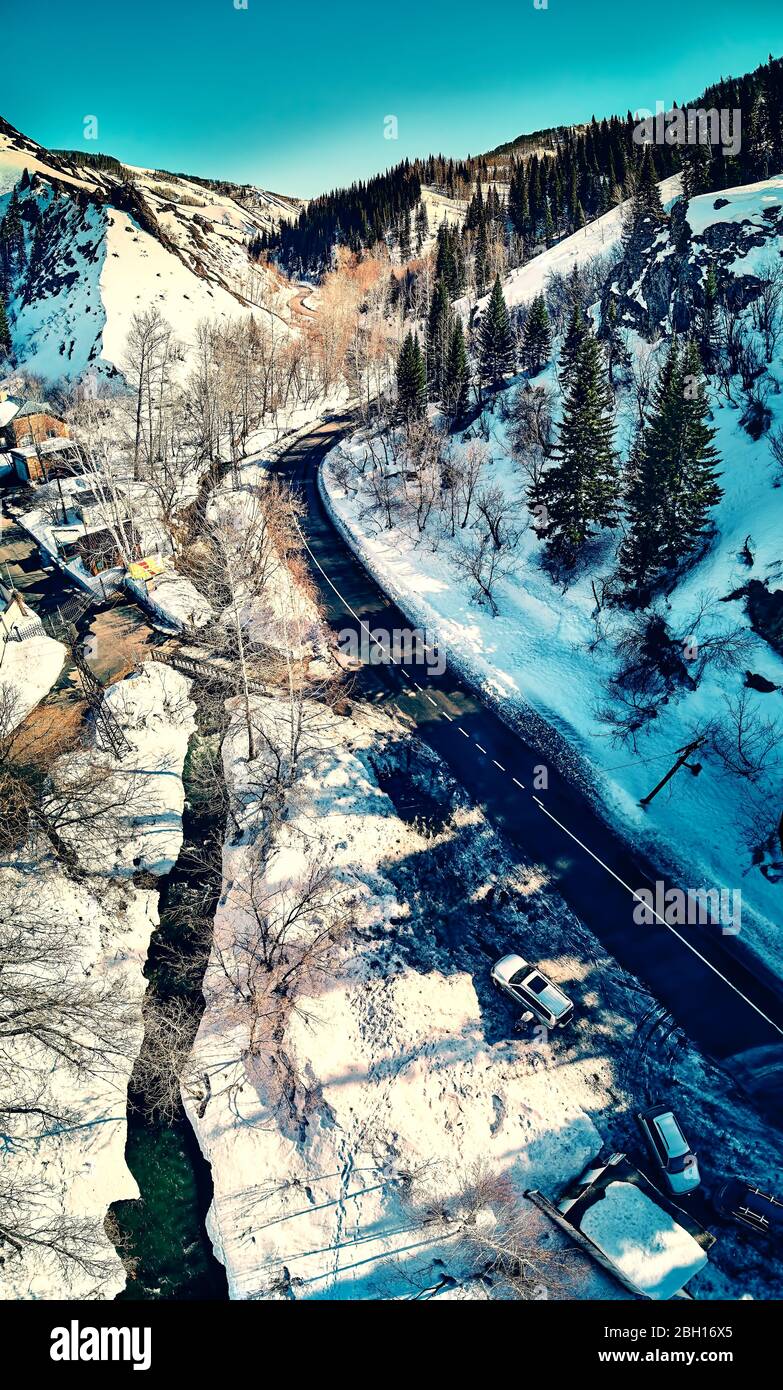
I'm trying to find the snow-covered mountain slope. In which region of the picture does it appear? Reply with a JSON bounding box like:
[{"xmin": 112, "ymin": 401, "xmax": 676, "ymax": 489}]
[
  {"xmin": 323, "ymin": 173, "xmax": 783, "ymax": 986},
  {"xmin": 461, "ymin": 175, "xmax": 683, "ymax": 319},
  {"xmin": 603, "ymin": 174, "xmax": 783, "ymax": 341},
  {"xmin": 0, "ymin": 117, "xmax": 303, "ymax": 382}
]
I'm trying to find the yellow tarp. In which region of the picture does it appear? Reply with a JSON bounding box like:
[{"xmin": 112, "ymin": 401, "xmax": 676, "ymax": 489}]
[{"xmin": 128, "ymin": 555, "xmax": 166, "ymax": 582}]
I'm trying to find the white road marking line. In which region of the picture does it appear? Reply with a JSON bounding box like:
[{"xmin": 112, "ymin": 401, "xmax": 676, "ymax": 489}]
[
  {"xmin": 475, "ymin": 743, "xmax": 487, "ymax": 755},
  {"xmin": 443, "ymin": 712, "xmax": 454, "ymax": 722},
  {"xmin": 531, "ymin": 795, "xmax": 783, "ymax": 1037},
  {"xmin": 493, "ymin": 760, "xmax": 505, "ymax": 772},
  {"xmin": 293, "ymin": 496, "xmax": 783, "ymax": 1040},
  {"xmin": 512, "ymin": 777, "xmax": 526, "ymax": 790},
  {"xmin": 426, "ymin": 695, "xmax": 438, "ymax": 708}
]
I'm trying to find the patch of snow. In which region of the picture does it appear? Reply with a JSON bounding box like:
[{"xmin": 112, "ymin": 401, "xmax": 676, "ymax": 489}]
[{"xmin": 581, "ymin": 1180, "xmax": 708, "ymax": 1299}]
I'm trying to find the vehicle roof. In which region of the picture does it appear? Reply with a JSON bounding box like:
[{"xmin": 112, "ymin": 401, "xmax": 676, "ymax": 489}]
[
  {"xmin": 725, "ymin": 1180, "xmax": 783, "ymax": 1224},
  {"xmin": 652, "ymin": 1110, "xmax": 689, "ymax": 1158},
  {"xmin": 495, "ymin": 952, "xmax": 527, "ymax": 971},
  {"xmin": 528, "ymin": 973, "xmax": 570, "ymax": 1012}
]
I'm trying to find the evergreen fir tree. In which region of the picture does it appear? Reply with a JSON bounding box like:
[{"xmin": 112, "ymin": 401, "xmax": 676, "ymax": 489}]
[
  {"xmin": 443, "ymin": 320, "xmax": 469, "ymax": 422},
  {"xmin": 540, "ymin": 333, "xmax": 619, "ymax": 566},
  {"xmin": 396, "ymin": 331, "xmax": 427, "ymax": 425},
  {"xmin": 599, "ymin": 295, "xmax": 630, "ymax": 385},
  {"xmin": 560, "ymin": 286, "xmax": 589, "ymax": 383},
  {"xmin": 415, "ymin": 201, "xmax": 429, "ymax": 252},
  {"xmin": 0, "ymin": 188, "xmax": 26, "ymax": 277},
  {"xmin": 426, "ymin": 278, "xmax": 453, "ymax": 401},
  {"xmin": 478, "ymin": 275, "xmax": 515, "ymax": 389},
  {"xmin": 624, "ymin": 147, "xmax": 664, "ymax": 246},
  {"xmin": 676, "ymin": 338, "xmax": 723, "ymax": 563},
  {"xmin": 617, "ymin": 339, "xmax": 722, "ymax": 600},
  {"xmin": 398, "ymin": 208, "xmax": 412, "ymax": 261},
  {"xmin": 474, "ymin": 218, "xmax": 489, "ymax": 297},
  {"xmin": 681, "ymin": 141, "xmax": 711, "ymax": 200},
  {"xmin": 0, "ymin": 292, "xmax": 11, "ymax": 355},
  {"xmin": 521, "ymin": 294, "xmax": 551, "ymax": 374}
]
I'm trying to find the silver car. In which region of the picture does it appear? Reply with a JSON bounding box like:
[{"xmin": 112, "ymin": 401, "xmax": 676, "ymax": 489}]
[
  {"xmin": 637, "ymin": 1104, "xmax": 701, "ymax": 1196},
  {"xmin": 491, "ymin": 953, "xmax": 574, "ymax": 1029}
]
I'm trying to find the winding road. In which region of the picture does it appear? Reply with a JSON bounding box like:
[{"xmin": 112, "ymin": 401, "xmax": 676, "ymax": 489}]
[{"xmin": 272, "ymin": 415, "xmax": 783, "ymax": 1073}]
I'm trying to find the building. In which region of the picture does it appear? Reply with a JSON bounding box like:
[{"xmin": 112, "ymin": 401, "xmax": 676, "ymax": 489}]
[
  {"xmin": 8, "ymin": 435, "xmax": 81, "ymax": 484},
  {"xmin": 0, "ymin": 393, "xmax": 74, "ymax": 483},
  {"xmin": 528, "ymin": 1152, "xmax": 716, "ymax": 1300},
  {"xmin": 17, "ymin": 476, "xmax": 141, "ymax": 595},
  {"xmin": 0, "ymin": 394, "xmax": 70, "ymax": 448}
]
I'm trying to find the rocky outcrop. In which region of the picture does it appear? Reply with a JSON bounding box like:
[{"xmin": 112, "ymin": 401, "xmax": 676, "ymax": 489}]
[{"xmin": 603, "ymin": 190, "xmax": 783, "ymax": 342}]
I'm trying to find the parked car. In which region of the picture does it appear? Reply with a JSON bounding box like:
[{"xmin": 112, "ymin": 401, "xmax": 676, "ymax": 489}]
[
  {"xmin": 636, "ymin": 1103, "xmax": 701, "ymax": 1196},
  {"xmin": 717, "ymin": 1179, "xmax": 783, "ymax": 1236},
  {"xmin": 490, "ymin": 953, "xmax": 574, "ymax": 1029}
]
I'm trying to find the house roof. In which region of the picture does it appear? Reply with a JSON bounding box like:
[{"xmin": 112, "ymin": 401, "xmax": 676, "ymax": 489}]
[
  {"xmin": 14, "ymin": 399, "xmax": 55, "ymax": 419},
  {"xmin": 11, "ymin": 437, "xmax": 77, "ymax": 459}
]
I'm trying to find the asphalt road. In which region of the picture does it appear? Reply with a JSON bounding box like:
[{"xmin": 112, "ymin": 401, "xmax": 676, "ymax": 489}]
[{"xmin": 272, "ymin": 416, "xmax": 783, "ymax": 1065}]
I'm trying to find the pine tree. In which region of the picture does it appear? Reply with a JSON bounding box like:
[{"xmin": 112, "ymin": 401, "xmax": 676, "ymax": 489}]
[
  {"xmin": 443, "ymin": 320, "xmax": 469, "ymax": 422},
  {"xmin": 541, "ymin": 332, "xmax": 619, "ymax": 565},
  {"xmin": 415, "ymin": 201, "xmax": 429, "ymax": 252},
  {"xmin": 677, "ymin": 339, "xmax": 723, "ymax": 562},
  {"xmin": 426, "ymin": 278, "xmax": 453, "ymax": 401},
  {"xmin": 396, "ymin": 331, "xmax": 427, "ymax": 425},
  {"xmin": 599, "ymin": 295, "xmax": 630, "ymax": 385},
  {"xmin": 617, "ymin": 339, "xmax": 722, "ymax": 600},
  {"xmin": 474, "ymin": 218, "xmax": 489, "ymax": 297},
  {"xmin": 435, "ymin": 222, "xmax": 463, "ymax": 297},
  {"xmin": 0, "ymin": 292, "xmax": 11, "ymax": 355},
  {"xmin": 398, "ymin": 208, "xmax": 412, "ymax": 261},
  {"xmin": 478, "ymin": 275, "xmax": 515, "ymax": 389},
  {"xmin": 681, "ymin": 141, "xmax": 711, "ymax": 201},
  {"xmin": 0, "ymin": 188, "xmax": 26, "ymax": 278},
  {"xmin": 560, "ymin": 293, "xmax": 589, "ymax": 383},
  {"xmin": 508, "ymin": 162, "xmax": 530, "ymax": 241},
  {"xmin": 624, "ymin": 147, "xmax": 664, "ymax": 245},
  {"xmin": 521, "ymin": 294, "xmax": 551, "ymax": 374}
]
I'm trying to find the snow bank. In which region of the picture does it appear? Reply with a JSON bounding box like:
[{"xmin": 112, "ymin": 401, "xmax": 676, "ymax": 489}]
[
  {"xmin": 0, "ymin": 631, "xmax": 65, "ymax": 728},
  {"xmin": 685, "ymin": 174, "xmax": 783, "ymax": 236},
  {"xmin": 126, "ymin": 567, "xmax": 214, "ymax": 633},
  {"xmin": 1, "ymin": 663, "xmax": 195, "ymax": 1298},
  {"xmin": 581, "ymin": 1180, "xmax": 708, "ymax": 1300}
]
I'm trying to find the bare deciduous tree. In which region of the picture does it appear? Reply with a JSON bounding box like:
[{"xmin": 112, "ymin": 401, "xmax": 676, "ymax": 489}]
[{"xmin": 713, "ymin": 688, "xmax": 781, "ymax": 780}]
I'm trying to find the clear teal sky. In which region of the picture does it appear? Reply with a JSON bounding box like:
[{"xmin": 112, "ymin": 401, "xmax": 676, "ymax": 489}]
[{"xmin": 4, "ymin": 1, "xmax": 782, "ymax": 197}]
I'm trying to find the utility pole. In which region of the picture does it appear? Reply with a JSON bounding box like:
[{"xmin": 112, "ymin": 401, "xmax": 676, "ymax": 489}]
[{"xmin": 640, "ymin": 736, "xmax": 706, "ymax": 807}]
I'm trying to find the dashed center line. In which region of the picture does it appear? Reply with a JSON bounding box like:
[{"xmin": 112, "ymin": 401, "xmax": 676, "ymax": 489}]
[{"xmin": 291, "ymin": 500, "xmax": 783, "ymax": 1040}]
